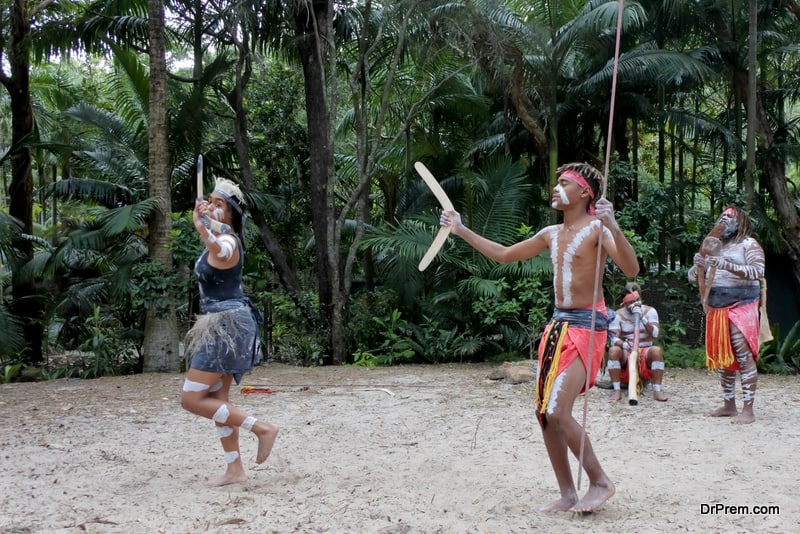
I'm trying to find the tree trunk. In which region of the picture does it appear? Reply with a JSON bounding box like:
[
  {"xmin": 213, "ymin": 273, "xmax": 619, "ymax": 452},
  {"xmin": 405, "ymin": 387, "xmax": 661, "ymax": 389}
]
[
  {"xmin": 1, "ymin": 0, "xmax": 45, "ymax": 364},
  {"xmin": 711, "ymin": 8, "xmax": 800, "ymax": 292},
  {"xmin": 221, "ymin": 23, "xmax": 301, "ymax": 296},
  {"xmin": 745, "ymin": 0, "xmax": 757, "ymax": 208},
  {"xmin": 141, "ymin": 0, "xmax": 180, "ymax": 372},
  {"xmin": 294, "ymin": 0, "xmax": 342, "ymax": 364}
]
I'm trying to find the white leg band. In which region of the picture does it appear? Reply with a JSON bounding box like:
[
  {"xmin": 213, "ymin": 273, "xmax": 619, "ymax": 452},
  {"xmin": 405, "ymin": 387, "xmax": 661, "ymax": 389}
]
[
  {"xmin": 606, "ymin": 360, "xmax": 622, "ymax": 370},
  {"xmin": 217, "ymin": 426, "xmax": 234, "ymax": 438},
  {"xmin": 182, "ymin": 379, "xmax": 210, "ymax": 392},
  {"xmin": 212, "ymin": 404, "xmax": 230, "ymax": 423},
  {"xmin": 651, "ymin": 361, "xmax": 665, "ymax": 371},
  {"xmin": 209, "ymin": 380, "xmax": 224, "ymax": 393},
  {"xmin": 653, "ymin": 384, "xmax": 662, "ymax": 392},
  {"xmin": 241, "ymin": 416, "xmax": 256, "ymax": 431},
  {"xmin": 224, "ymin": 451, "xmax": 239, "ymax": 464},
  {"xmin": 612, "ymin": 382, "xmax": 621, "ymax": 390}
]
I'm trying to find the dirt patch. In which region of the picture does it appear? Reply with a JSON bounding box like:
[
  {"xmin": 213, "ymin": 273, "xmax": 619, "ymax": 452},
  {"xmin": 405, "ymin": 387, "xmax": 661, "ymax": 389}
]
[{"xmin": 1, "ymin": 363, "xmax": 797, "ymax": 533}]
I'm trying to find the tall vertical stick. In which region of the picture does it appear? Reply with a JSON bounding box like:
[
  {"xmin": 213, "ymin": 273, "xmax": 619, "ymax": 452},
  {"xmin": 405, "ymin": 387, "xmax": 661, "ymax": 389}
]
[{"xmin": 576, "ymin": 0, "xmax": 625, "ymax": 491}]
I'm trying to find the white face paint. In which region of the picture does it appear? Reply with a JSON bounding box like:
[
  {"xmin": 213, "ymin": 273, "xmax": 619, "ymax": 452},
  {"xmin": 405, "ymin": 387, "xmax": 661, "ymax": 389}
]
[
  {"xmin": 212, "ymin": 207, "xmax": 225, "ymax": 221},
  {"xmin": 553, "ymin": 184, "xmax": 570, "ymax": 207}
]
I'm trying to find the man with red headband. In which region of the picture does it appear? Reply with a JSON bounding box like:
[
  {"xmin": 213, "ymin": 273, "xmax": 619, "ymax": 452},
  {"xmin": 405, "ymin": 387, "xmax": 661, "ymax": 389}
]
[
  {"xmin": 688, "ymin": 206, "xmax": 765, "ymax": 424},
  {"xmin": 607, "ymin": 282, "xmax": 668, "ymax": 402},
  {"xmin": 440, "ymin": 162, "xmax": 639, "ymax": 513}
]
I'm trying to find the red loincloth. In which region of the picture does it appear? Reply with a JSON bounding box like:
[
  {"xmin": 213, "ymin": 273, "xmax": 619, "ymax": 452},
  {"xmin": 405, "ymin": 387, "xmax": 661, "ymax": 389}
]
[{"xmin": 705, "ymin": 300, "xmax": 760, "ymax": 370}]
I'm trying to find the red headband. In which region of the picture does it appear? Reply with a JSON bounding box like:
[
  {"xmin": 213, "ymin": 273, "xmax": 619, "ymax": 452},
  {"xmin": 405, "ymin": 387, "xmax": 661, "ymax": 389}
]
[
  {"xmin": 560, "ymin": 170, "xmax": 596, "ymax": 215},
  {"xmin": 621, "ymin": 291, "xmax": 640, "ymax": 306}
]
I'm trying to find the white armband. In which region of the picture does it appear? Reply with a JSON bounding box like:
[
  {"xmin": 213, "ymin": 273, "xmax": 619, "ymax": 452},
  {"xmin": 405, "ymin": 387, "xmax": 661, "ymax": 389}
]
[{"xmin": 215, "ymin": 234, "xmax": 237, "ymax": 260}]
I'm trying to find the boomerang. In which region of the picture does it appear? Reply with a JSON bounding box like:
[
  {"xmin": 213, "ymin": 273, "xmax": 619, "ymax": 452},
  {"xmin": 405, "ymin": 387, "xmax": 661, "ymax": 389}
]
[{"xmin": 415, "ymin": 161, "xmax": 454, "ymax": 271}]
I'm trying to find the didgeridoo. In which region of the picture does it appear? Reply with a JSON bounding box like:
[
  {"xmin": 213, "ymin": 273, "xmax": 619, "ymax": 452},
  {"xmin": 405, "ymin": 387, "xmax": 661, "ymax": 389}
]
[{"xmin": 628, "ymin": 311, "xmax": 641, "ymax": 405}]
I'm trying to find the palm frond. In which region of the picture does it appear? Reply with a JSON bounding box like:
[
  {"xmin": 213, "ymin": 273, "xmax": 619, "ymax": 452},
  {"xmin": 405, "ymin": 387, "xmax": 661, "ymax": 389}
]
[
  {"xmin": 48, "ymin": 177, "xmax": 136, "ymax": 207},
  {"xmin": 467, "ymin": 157, "xmax": 533, "ymax": 245},
  {"xmin": 0, "ymin": 306, "xmax": 26, "ymax": 359}
]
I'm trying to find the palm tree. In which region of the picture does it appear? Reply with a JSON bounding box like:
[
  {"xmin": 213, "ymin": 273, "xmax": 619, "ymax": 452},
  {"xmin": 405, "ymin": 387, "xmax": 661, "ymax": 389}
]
[
  {"xmin": 0, "ymin": 0, "xmax": 67, "ymax": 364},
  {"xmin": 140, "ymin": 0, "xmax": 181, "ymax": 371}
]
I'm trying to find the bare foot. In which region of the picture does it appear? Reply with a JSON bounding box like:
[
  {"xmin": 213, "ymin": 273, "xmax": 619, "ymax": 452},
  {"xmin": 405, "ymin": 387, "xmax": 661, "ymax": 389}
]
[
  {"xmin": 255, "ymin": 423, "xmax": 279, "ymax": 463},
  {"xmin": 653, "ymin": 390, "xmax": 669, "ymax": 402},
  {"xmin": 533, "ymin": 494, "xmax": 578, "ymax": 513},
  {"xmin": 610, "ymin": 390, "xmax": 622, "ymax": 403},
  {"xmin": 731, "ymin": 411, "xmax": 754, "ymax": 425},
  {"xmin": 570, "ymin": 479, "xmax": 615, "ymax": 513},
  {"xmin": 709, "ymin": 406, "xmax": 738, "ymax": 417},
  {"xmin": 204, "ymin": 471, "xmax": 248, "ymax": 487}
]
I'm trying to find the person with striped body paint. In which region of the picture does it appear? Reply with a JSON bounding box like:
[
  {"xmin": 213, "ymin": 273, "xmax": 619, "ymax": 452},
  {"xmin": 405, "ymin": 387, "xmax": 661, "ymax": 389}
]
[
  {"xmin": 440, "ymin": 163, "xmax": 639, "ymax": 513},
  {"xmin": 607, "ymin": 282, "xmax": 668, "ymax": 402},
  {"xmin": 688, "ymin": 206, "xmax": 765, "ymax": 425}
]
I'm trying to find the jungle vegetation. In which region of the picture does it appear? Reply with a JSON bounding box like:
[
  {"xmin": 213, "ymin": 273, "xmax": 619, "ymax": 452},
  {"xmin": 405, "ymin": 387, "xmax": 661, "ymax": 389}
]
[{"xmin": 1, "ymin": 0, "xmax": 799, "ymax": 381}]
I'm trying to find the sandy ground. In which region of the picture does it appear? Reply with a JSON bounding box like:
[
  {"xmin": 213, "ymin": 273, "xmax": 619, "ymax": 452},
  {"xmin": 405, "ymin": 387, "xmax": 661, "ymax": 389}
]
[{"xmin": 1, "ymin": 361, "xmax": 798, "ymax": 534}]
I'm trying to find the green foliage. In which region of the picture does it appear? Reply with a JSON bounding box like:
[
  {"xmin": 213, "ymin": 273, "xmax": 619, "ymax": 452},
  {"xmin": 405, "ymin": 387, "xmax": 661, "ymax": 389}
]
[
  {"xmin": 348, "ymin": 289, "xmax": 400, "ymax": 357},
  {"xmin": 348, "ymin": 290, "xmax": 485, "ymax": 365},
  {"xmin": 73, "ymin": 305, "xmax": 139, "ymax": 379},
  {"xmin": 468, "ymin": 274, "xmax": 552, "ymax": 358},
  {"xmin": 0, "ymin": 304, "xmax": 26, "ymax": 360},
  {"xmin": 269, "ymin": 291, "xmax": 327, "ymax": 367},
  {"xmin": 351, "ymin": 350, "xmax": 379, "ymax": 367},
  {"xmin": 364, "ymin": 309, "xmax": 419, "ymax": 365},
  {"xmin": 169, "ymin": 212, "xmax": 205, "ymax": 268},
  {"xmin": 130, "ymin": 261, "xmax": 188, "ymax": 320},
  {"xmin": 758, "ymin": 321, "xmax": 800, "ymax": 374},
  {"xmin": 664, "ymin": 342, "xmax": 707, "ymax": 369},
  {"xmin": 1, "ymin": 362, "xmax": 25, "ymax": 384},
  {"xmin": 640, "ymin": 270, "xmax": 706, "ymax": 348},
  {"xmin": 406, "ymin": 319, "xmax": 484, "ymax": 364}
]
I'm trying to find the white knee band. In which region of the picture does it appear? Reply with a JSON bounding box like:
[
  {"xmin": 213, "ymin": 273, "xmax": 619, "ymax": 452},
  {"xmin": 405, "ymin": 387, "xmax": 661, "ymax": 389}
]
[
  {"xmin": 224, "ymin": 451, "xmax": 239, "ymax": 464},
  {"xmin": 651, "ymin": 361, "xmax": 665, "ymax": 371},
  {"xmin": 209, "ymin": 380, "xmax": 223, "ymax": 393},
  {"xmin": 241, "ymin": 416, "xmax": 256, "ymax": 431},
  {"xmin": 606, "ymin": 360, "xmax": 622, "ymax": 370},
  {"xmin": 217, "ymin": 426, "xmax": 234, "ymax": 438},
  {"xmin": 182, "ymin": 379, "xmax": 210, "ymax": 392},
  {"xmin": 212, "ymin": 404, "xmax": 230, "ymax": 423}
]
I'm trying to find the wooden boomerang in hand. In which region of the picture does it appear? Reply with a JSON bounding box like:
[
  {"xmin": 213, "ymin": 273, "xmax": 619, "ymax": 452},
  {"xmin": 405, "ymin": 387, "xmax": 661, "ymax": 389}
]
[{"xmin": 415, "ymin": 161, "xmax": 454, "ymax": 271}]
